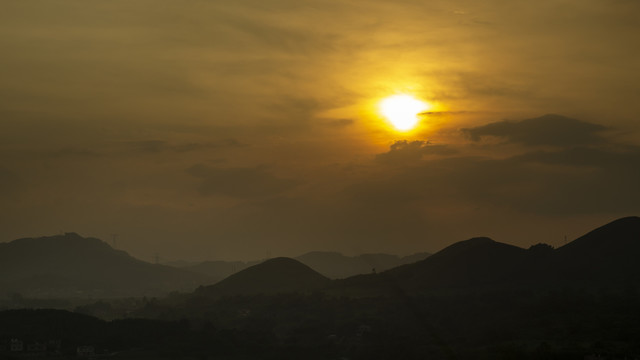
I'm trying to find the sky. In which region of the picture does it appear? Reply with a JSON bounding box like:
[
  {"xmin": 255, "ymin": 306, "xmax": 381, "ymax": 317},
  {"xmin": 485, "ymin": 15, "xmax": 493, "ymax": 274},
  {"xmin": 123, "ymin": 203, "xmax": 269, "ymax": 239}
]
[{"xmin": 1, "ymin": 0, "xmax": 639, "ymax": 261}]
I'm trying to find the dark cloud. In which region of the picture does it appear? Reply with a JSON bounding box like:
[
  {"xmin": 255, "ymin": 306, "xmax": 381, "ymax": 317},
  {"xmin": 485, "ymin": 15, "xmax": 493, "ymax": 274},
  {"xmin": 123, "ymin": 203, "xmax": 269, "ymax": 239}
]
[
  {"xmin": 186, "ymin": 164, "xmax": 297, "ymax": 198},
  {"xmin": 462, "ymin": 114, "xmax": 608, "ymax": 147},
  {"xmin": 374, "ymin": 140, "xmax": 457, "ymax": 165}
]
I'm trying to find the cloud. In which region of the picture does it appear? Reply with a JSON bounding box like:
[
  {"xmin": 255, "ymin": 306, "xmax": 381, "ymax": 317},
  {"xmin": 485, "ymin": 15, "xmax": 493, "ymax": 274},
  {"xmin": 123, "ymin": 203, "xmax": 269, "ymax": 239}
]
[
  {"xmin": 353, "ymin": 120, "xmax": 640, "ymax": 216},
  {"xmin": 374, "ymin": 140, "xmax": 457, "ymax": 165},
  {"xmin": 186, "ymin": 164, "xmax": 297, "ymax": 198},
  {"xmin": 462, "ymin": 114, "xmax": 608, "ymax": 147}
]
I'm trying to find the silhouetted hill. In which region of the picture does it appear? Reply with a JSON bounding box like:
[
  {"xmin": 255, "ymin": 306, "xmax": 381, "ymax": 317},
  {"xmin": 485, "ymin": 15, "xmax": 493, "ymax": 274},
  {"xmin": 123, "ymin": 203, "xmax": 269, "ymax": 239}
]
[
  {"xmin": 91, "ymin": 217, "xmax": 640, "ymax": 359},
  {"xmin": 176, "ymin": 251, "xmax": 431, "ymax": 282},
  {"xmin": 197, "ymin": 257, "xmax": 329, "ymax": 297},
  {"xmin": 552, "ymin": 216, "xmax": 640, "ymax": 288},
  {"xmin": 391, "ymin": 237, "xmax": 529, "ymax": 287},
  {"xmin": 181, "ymin": 259, "xmax": 262, "ymax": 284},
  {"xmin": 333, "ymin": 237, "xmax": 530, "ymax": 296},
  {"xmin": 333, "ymin": 217, "xmax": 640, "ymax": 296},
  {"xmin": 0, "ymin": 233, "xmax": 205, "ymax": 298},
  {"xmin": 557, "ymin": 216, "xmax": 640, "ymax": 256}
]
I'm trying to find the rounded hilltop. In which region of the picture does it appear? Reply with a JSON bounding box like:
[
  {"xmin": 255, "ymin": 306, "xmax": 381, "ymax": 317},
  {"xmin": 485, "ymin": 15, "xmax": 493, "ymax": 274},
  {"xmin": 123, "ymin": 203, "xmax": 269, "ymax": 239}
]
[{"xmin": 198, "ymin": 257, "xmax": 330, "ymax": 297}]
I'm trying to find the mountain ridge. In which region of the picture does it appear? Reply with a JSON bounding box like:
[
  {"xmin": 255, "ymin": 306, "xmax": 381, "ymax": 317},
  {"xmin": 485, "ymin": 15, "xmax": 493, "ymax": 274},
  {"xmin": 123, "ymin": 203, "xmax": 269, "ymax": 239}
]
[
  {"xmin": 4, "ymin": 216, "xmax": 639, "ymax": 299},
  {"xmin": 177, "ymin": 250, "xmax": 432, "ymax": 282},
  {"xmin": 0, "ymin": 233, "xmax": 205, "ymax": 298}
]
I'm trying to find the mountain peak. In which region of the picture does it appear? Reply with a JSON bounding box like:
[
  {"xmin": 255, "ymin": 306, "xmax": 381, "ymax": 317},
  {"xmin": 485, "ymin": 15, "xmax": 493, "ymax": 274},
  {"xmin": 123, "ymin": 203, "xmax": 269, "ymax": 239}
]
[
  {"xmin": 434, "ymin": 237, "xmax": 497, "ymax": 255},
  {"xmin": 199, "ymin": 257, "xmax": 329, "ymax": 297},
  {"xmin": 462, "ymin": 237, "xmax": 495, "ymax": 244},
  {"xmin": 4, "ymin": 233, "xmax": 114, "ymax": 256}
]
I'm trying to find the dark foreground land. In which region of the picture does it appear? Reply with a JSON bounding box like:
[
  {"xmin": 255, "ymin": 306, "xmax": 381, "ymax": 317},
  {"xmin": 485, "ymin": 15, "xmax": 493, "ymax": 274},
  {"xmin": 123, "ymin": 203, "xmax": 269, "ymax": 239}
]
[
  {"xmin": 2, "ymin": 217, "xmax": 640, "ymax": 359},
  {"xmin": 2, "ymin": 287, "xmax": 640, "ymax": 360}
]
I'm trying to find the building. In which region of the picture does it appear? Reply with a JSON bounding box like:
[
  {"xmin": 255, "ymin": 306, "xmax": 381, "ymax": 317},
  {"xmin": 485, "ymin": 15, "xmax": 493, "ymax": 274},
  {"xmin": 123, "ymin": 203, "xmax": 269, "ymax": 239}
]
[
  {"xmin": 10, "ymin": 339, "xmax": 24, "ymax": 352},
  {"xmin": 77, "ymin": 345, "xmax": 95, "ymax": 358}
]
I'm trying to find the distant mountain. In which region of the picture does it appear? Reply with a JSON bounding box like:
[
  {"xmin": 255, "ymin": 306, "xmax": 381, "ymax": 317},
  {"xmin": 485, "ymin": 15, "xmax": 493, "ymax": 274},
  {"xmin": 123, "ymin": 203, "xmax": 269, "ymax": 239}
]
[
  {"xmin": 188, "ymin": 217, "xmax": 640, "ymax": 299},
  {"xmin": 196, "ymin": 257, "xmax": 329, "ymax": 297},
  {"xmin": 334, "ymin": 217, "xmax": 640, "ymax": 296},
  {"xmin": 388, "ymin": 237, "xmax": 529, "ymax": 287},
  {"xmin": 143, "ymin": 215, "xmax": 640, "ymax": 335},
  {"xmin": 331, "ymin": 237, "xmax": 530, "ymax": 296},
  {"xmin": 0, "ymin": 233, "xmax": 206, "ymax": 298},
  {"xmin": 295, "ymin": 251, "xmax": 431, "ymax": 279},
  {"xmin": 179, "ymin": 251, "xmax": 431, "ymax": 282}
]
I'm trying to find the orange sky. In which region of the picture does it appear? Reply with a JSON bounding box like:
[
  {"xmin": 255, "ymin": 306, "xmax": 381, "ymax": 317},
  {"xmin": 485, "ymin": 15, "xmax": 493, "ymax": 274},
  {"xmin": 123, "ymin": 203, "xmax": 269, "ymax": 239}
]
[{"xmin": 1, "ymin": 0, "xmax": 639, "ymax": 261}]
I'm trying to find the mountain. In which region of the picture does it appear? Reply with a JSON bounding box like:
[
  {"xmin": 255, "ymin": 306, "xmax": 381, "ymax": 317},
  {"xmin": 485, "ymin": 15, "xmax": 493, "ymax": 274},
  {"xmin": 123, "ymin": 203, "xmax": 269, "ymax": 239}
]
[
  {"xmin": 334, "ymin": 217, "xmax": 640, "ymax": 296},
  {"xmin": 332, "ymin": 237, "xmax": 530, "ymax": 296},
  {"xmin": 387, "ymin": 237, "xmax": 529, "ymax": 288},
  {"xmin": 176, "ymin": 251, "xmax": 431, "ymax": 282},
  {"xmin": 8, "ymin": 217, "xmax": 637, "ymax": 300},
  {"xmin": 191, "ymin": 217, "xmax": 640, "ymax": 299},
  {"xmin": 0, "ymin": 233, "xmax": 206, "ymax": 298},
  {"xmin": 556, "ymin": 216, "xmax": 640, "ymax": 258},
  {"xmin": 196, "ymin": 257, "xmax": 330, "ymax": 297},
  {"xmin": 552, "ymin": 216, "xmax": 640, "ymax": 287}
]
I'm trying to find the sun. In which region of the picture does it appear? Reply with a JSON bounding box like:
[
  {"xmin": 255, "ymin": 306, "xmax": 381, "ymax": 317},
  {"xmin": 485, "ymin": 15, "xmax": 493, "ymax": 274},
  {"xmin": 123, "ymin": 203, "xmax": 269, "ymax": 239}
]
[{"xmin": 379, "ymin": 94, "xmax": 430, "ymax": 131}]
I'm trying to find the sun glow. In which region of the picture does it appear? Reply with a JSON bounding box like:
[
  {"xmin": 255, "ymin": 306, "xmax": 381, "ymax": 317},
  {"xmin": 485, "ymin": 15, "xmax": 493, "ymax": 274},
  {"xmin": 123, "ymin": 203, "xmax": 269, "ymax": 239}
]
[{"xmin": 379, "ymin": 94, "xmax": 430, "ymax": 131}]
